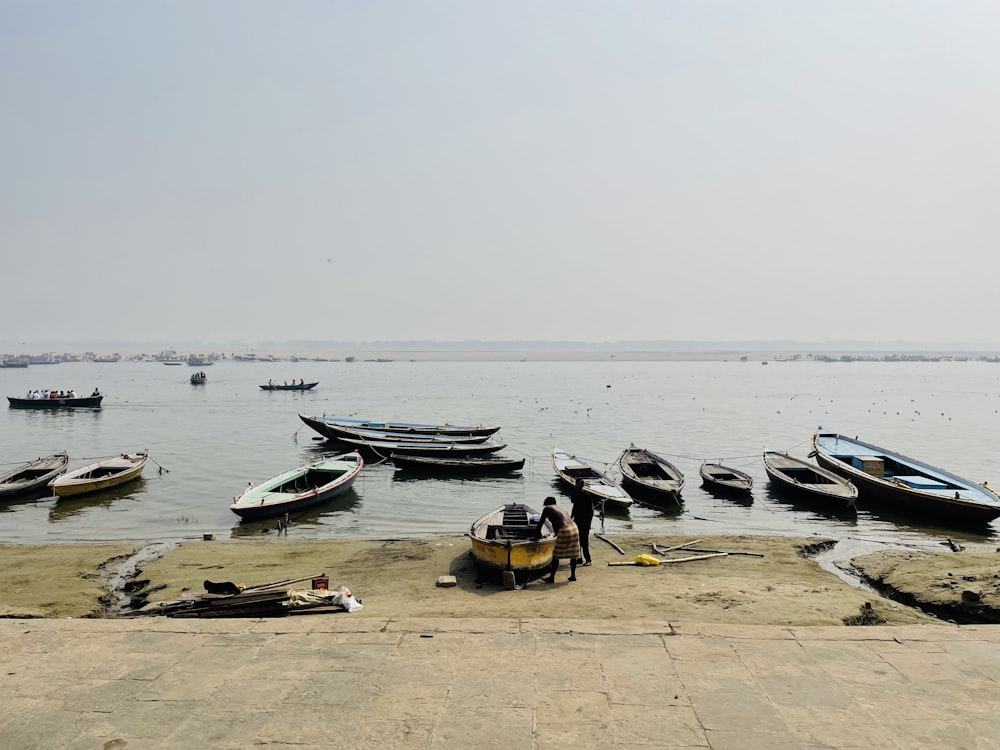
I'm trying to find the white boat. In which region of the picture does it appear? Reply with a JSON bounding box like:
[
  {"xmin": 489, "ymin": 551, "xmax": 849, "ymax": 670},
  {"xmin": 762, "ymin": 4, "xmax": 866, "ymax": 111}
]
[
  {"xmin": 231, "ymin": 452, "xmax": 363, "ymax": 521},
  {"xmin": 551, "ymin": 448, "xmax": 633, "ymax": 512},
  {"xmin": 50, "ymin": 451, "xmax": 148, "ymax": 497}
]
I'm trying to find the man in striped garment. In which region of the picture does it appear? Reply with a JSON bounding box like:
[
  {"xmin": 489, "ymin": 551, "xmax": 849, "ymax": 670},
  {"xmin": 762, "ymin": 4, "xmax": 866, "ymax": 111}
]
[{"xmin": 536, "ymin": 496, "xmax": 581, "ymax": 583}]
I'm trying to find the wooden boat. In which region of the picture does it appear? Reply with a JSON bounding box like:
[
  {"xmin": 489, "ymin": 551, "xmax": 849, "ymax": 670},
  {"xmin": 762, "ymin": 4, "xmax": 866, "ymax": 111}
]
[
  {"xmin": 763, "ymin": 450, "xmax": 858, "ymax": 506},
  {"xmin": 260, "ymin": 382, "xmax": 318, "ymax": 391},
  {"xmin": 308, "ymin": 421, "xmax": 490, "ymax": 445},
  {"xmin": 230, "ymin": 452, "xmax": 363, "ymax": 521},
  {"xmin": 337, "ymin": 436, "xmax": 506, "ymax": 458},
  {"xmin": 305, "ymin": 414, "xmax": 500, "ymax": 437},
  {"xmin": 617, "ymin": 445, "xmax": 684, "ymax": 507},
  {"xmin": 699, "ymin": 462, "xmax": 754, "ymax": 495},
  {"xmin": 1, "ymin": 357, "xmax": 29, "ymax": 368},
  {"xmin": 162, "ymin": 361, "xmax": 183, "ymax": 366},
  {"xmin": 392, "ymin": 455, "xmax": 525, "ymax": 475},
  {"xmin": 50, "ymin": 451, "xmax": 148, "ymax": 497},
  {"xmin": 811, "ymin": 430, "xmax": 1000, "ymax": 526},
  {"xmin": 190, "ymin": 371, "xmax": 207, "ymax": 385},
  {"xmin": 468, "ymin": 502, "xmax": 555, "ymax": 582},
  {"xmin": 8, "ymin": 393, "xmax": 103, "ymax": 409},
  {"xmin": 551, "ymin": 448, "xmax": 633, "ymax": 512},
  {"xmin": 0, "ymin": 452, "xmax": 69, "ymax": 498}
]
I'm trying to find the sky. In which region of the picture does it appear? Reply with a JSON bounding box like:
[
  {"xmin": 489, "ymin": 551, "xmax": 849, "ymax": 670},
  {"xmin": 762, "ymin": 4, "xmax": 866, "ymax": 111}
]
[{"xmin": 2, "ymin": 1, "xmax": 999, "ymax": 347}]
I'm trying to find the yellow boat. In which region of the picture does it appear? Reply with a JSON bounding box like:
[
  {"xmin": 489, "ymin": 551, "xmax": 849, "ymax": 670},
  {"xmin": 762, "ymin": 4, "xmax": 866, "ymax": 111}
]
[
  {"xmin": 49, "ymin": 451, "xmax": 148, "ymax": 497},
  {"xmin": 468, "ymin": 503, "xmax": 555, "ymax": 584}
]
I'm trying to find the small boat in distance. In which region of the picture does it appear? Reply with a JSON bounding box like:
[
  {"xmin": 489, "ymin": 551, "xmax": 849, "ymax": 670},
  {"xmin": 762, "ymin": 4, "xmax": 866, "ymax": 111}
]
[
  {"xmin": 811, "ymin": 430, "xmax": 1000, "ymax": 526},
  {"xmin": 551, "ymin": 448, "xmax": 633, "ymax": 512},
  {"xmin": 50, "ymin": 451, "xmax": 148, "ymax": 497},
  {"xmin": 699, "ymin": 462, "xmax": 754, "ymax": 495},
  {"xmin": 617, "ymin": 445, "xmax": 684, "ymax": 507},
  {"xmin": 468, "ymin": 502, "xmax": 555, "ymax": 585},
  {"xmin": 392, "ymin": 455, "xmax": 525, "ymax": 475},
  {"xmin": 763, "ymin": 450, "xmax": 857, "ymax": 507},
  {"xmin": 0, "ymin": 452, "xmax": 69, "ymax": 498},
  {"xmin": 260, "ymin": 381, "xmax": 318, "ymax": 391},
  {"xmin": 190, "ymin": 371, "xmax": 207, "ymax": 385},
  {"xmin": 230, "ymin": 452, "xmax": 363, "ymax": 521},
  {"xmin": 8, "ymin": 390, "xmax": 103, "ymax": 409}
]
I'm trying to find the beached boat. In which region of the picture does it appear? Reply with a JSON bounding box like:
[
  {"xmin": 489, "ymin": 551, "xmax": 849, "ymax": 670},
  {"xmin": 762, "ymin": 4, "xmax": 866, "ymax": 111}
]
[
  {"xmin": 8, "ymin": 392, "xmax": 103, "ymax": 409},
  {"xmin": 392, "ymin": 455, "xmax": 525, "ymax": 475},
  {"xmin": 307, "ymin": 421, "xmax": 490, "ymax": 445},
  {"xmin": 190, "ymin": 371, "xmax": 207, "ymax": 385},
  {"xmin": 699, "ymin": 462, "xmax": 754, "ymax": 495},
  {"xmin": 551, "ymin": 448, "xmax": 633, "ymax": 512},
  {"xmin": 811, "ymin": 430, "xmax": 1000, "ymax": 526},
  {"xmin": 763, "ymin": 450, "xmax": 857, "ymax": 506},
  {"xmin": 336, "ymin": 435, "xmax": 507, "ymax": 459},
  {"xmin": 230, "ymin": 452, "xmax": 363, "ymax": 521},
  {"xmin": 308, "ymin": 414, "xmax": 500, "ymax": 438},
  {"xmin": 617, "ymin": 445, "xmax": 685, "ymax": 507},
  {"xmin": 50, "ymin": 451, "xmax": 148, "ymax": 497},
  {"xmin": 468, "ymin": 502, "xmax": 555, "ymax": 583},
  {"xmin": 0, "ymin": 452, "xmax": 69, "ymax": 498},
  {"xmin": 260, "ymin": 382, "xmax": 318, "ymax": 391}
]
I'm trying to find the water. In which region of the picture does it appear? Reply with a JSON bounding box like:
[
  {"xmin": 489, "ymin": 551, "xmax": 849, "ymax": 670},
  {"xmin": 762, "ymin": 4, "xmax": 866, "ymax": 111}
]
[{"xmin": 2, "ymin": 359, "xmax": 1000, "ymax": 549}]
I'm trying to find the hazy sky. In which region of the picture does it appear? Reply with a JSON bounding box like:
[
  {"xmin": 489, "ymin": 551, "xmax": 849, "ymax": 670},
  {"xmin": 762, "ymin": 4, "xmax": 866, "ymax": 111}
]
[{"xmin": 3, "ymin": 2, "xmax": 998, "ymax": 346}]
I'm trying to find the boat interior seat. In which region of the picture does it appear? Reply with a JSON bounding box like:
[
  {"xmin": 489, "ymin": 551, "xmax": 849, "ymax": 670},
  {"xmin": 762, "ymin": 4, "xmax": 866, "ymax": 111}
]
[{"xmin": 486, "ymin": 524, "xmax": 537, "ymax": 540}]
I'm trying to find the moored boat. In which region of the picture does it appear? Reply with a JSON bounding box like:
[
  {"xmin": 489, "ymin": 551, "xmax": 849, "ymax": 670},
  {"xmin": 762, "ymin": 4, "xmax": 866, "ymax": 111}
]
[
  {"xmin": 392, "ymin": 455, "xmax": 525, "ymax": 475},
  {"xmin": 699, "ymin": 462, "xmax": 754, "ymax": 495},
  {"xmin": 763, "ymin": 450, "xmax": 857, "ymax": 506},
  {"xmin": 230, "ymin": 452, "xmax": 363, "ymax": 521},
  {"xmin": 302, "ymin": 414, "xmax": 500, "ymax": 438},
  {"xmin": 260, "ymin": 381, "xmax": 318, "ymax": 391},
  {"xmin": 337, "ymin": 436, "xmax": 506, "ymax": 459},
  {"xmin": 0, "ymin": 452, "xmax": 69, "ymax": 498},
  {"xmin": 468, "ymin": 502, "xmax": 555, "ymax": 583},
  {"xmin": 307, "ymin": 420, "xmax": 490, "ymax": 445},
  {"xmin": 811, "ymin": 430, "xmax": 1000, "ymax": 526},
  {"xmin": 617, "ymin": 445, "xmax": 684, "ymax": 507},
  {"xmin": 551, "ymin": 448, "xmax": 633, "ymax": 512},
  {"xmin": 50, "ymin": 451, "xmax": 148, "ymax": 497}
]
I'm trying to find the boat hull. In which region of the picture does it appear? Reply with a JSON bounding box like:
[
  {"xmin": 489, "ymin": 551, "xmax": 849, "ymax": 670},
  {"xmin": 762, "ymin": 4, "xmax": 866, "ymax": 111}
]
[
  {"xmin": 260, "ymin": 382, "xmax": 318, "ymax": 391},
  {"xmin": 699, "ymin": 463, "xmax": 754, "ymax": 495},
  {"xmin": 551, "ymin": 448, "xmax": 633, "ymax": 512},
  {"xmin": 618, "ymin": 446, "xmax": 685, "ymax": 508},
  {"xmin": 309, "ymin": 415, "xmax": 500, "ymax": 437},
  {"xmin": 50, "ymin": 453, "xmax": 147, "ymax": 497},
  {"xmin": 231, "ymin": 453, "xmax": 363, "ymax": 521},
  {"xmin": 763, "ymin": 451, "xmax": 858, "ymax": 506},
  {"xmin": 468, "ymin": 503, "xmax": 555, "ymax": 579},
  {"xmin": 0, "ymin": 453, "xmax": 69, "ymax": 497},
  {"xmin": 392, "ymin": 455, "xmax": 524, "ymax": 474},
  {"xmin": 8, "ymin": 396, "xmax": 103, "ymax": 409},
  {"xmin": 811, "ymin": 431, "xmax": 1000, "ymax": 526}
]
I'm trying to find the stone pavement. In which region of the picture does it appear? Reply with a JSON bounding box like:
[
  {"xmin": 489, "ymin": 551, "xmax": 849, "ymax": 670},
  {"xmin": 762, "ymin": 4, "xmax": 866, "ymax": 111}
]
[{"xmin": 1, "ymin": 617, "xmax": 998, "ymax": 749}]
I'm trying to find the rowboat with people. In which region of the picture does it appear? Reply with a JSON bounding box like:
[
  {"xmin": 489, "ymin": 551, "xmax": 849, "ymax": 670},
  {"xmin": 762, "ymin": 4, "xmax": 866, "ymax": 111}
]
[{"xmin": 8, "ymin": 389, "xmax": 103, "ymax": 409}]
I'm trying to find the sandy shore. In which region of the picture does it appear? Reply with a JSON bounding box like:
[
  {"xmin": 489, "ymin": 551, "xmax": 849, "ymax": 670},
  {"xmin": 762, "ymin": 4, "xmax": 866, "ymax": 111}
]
[{"xmin": 3, "ymin": 533, "xmax": 996, "ymax": 625}]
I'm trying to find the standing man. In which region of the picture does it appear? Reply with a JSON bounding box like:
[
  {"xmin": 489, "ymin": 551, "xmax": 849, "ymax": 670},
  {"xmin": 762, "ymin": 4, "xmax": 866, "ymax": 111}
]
[
  {"xmin": 536, "ymin": 496, "xmax": 580, "ymax": 583},
  {"xmin": 570, "ymin": 478, "xmax": 594, "ymax": 566}
]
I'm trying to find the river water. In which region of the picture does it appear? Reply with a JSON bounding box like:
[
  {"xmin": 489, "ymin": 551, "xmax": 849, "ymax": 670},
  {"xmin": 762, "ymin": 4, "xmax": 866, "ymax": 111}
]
[{"xmin": 2, "ymin": 359, "xmax": 999, "ymax": 550}]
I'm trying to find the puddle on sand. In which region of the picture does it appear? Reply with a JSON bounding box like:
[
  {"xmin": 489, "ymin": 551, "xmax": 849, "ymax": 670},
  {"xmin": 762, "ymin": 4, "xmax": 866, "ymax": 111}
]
[{"xmin": 102, "ymin": 541, "xmax": 178, "ymax": 615}]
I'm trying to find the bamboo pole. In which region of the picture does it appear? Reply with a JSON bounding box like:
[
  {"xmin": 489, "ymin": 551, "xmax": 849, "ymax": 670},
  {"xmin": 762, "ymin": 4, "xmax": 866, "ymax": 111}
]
[
  {"xmin": 652, "ymin": 539, "xmax": 702, "ymax": 556},
  {"xmin": 595, "ymin": 533, "xmax": 625, "ymax": 555},
  {"xmin": 658, "ymin": 552, "xmax": 728, "ymax": 564}
]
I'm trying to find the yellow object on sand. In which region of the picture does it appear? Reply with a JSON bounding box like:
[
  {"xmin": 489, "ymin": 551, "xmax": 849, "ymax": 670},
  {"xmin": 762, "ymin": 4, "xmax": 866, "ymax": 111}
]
[{"xmin": 634, "ymin": 554, "xmax": 660, "ymax": 566}]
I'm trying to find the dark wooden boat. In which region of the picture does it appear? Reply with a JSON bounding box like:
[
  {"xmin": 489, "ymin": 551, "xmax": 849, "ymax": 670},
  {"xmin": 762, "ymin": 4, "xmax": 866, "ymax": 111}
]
[
  {"xmin": 552, "ymin": 448, "xmax": 633, "ymax": 512},
  {"xmin": 468, "ymin": 503, "xmax": 555, "ymax": 584},
  {"xmin": 811, "ymin": 430, "xmax": 1000, "ymax": 526},
  {"xmin": 617, "ymin": 445, "xmax": 684, "ymax": 507},
  {"xmin": 8, "ymin": 394, "xmax": 103, "ymax": 409},
  {"xmin": 763, "ymin": 450, "xmax": 857, "ymax": 506},
  {"xmin": 310, "ymin": 421, "xmax": 490, "ymax": 445},
  {"xmin": 392, "ymin": 455, "xmax": 524, "ymax": 475},
  {"xmin": 302, "ymin": 414, "xmax": 500, "ymax": 437},
  {"xmin": 699, "ymin": 462, "xmax": 753, "ymax": 495},
  {"xmin": 0, "ymin": 452, "xmax": 69, "ymax": 497},
  {"xmin": 260, "ymin": 382, "xmax": 318, "ymax": 391},
  {"xmin": 337, "ymin": 435, "xmax": 506, "ymax": 458},
  {"xmin": 230, "ymin": 452, "xmax": 363, "ymax": 521},
  {"xmin": 190, "ymin": 372, "xmax": 207, "ymax": 385}
]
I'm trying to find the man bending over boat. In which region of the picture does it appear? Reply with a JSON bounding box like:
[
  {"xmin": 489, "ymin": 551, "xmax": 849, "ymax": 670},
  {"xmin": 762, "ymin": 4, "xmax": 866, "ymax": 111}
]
[{"xmin": 535, "ymin": 496, "xmax": 580, "ymax": 583}]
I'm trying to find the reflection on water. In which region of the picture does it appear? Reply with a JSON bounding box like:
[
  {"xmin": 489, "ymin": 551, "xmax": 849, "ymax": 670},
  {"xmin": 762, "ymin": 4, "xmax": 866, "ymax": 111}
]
[
  {"xmin": 47, "ymin": 478, "xmax": 147, "ymax": 522},
  {"xmin": 763, "ymin": 484, "xmax": 859, "ymax": 523}
]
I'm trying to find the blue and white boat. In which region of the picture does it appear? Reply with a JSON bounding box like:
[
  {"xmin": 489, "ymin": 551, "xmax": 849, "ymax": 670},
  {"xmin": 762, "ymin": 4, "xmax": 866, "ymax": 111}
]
[{"xmin": 811, "ymin": 430, "xmax": 1000, "ymax": 526}]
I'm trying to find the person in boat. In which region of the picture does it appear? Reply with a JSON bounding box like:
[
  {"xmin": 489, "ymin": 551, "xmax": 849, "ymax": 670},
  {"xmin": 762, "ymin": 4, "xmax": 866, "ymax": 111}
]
[
  {"xmin": 268, "ymin": 379, "xmax": 273, "ymax": 386},
  {"xmin": 91, "ymin": 388, "xmax": 100, "ymax": 397},
  {"xmin": 299, "ymin": 379, "xmax": 304, "ymax": 386},
  {"xmin": 69, "ymin": 389, "xmax": 78, "ymax": 398},
  {"xmin": 570, "ymin": 478, "xmax": 594, "ymax": 567},
  {"xmin": 535, "ymin": 496, "xmax": 580, "ymax": 583}
]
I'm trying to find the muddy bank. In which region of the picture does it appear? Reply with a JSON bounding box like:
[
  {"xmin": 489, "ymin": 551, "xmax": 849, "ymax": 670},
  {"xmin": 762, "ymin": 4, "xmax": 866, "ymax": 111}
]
[
  {"xmin": 5, "ymin": 535, "xmax": 981, "ymax": 625},
  {"xmin": 848, "ymin": 547, "xmax": 1000, "ymax": 624}
]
